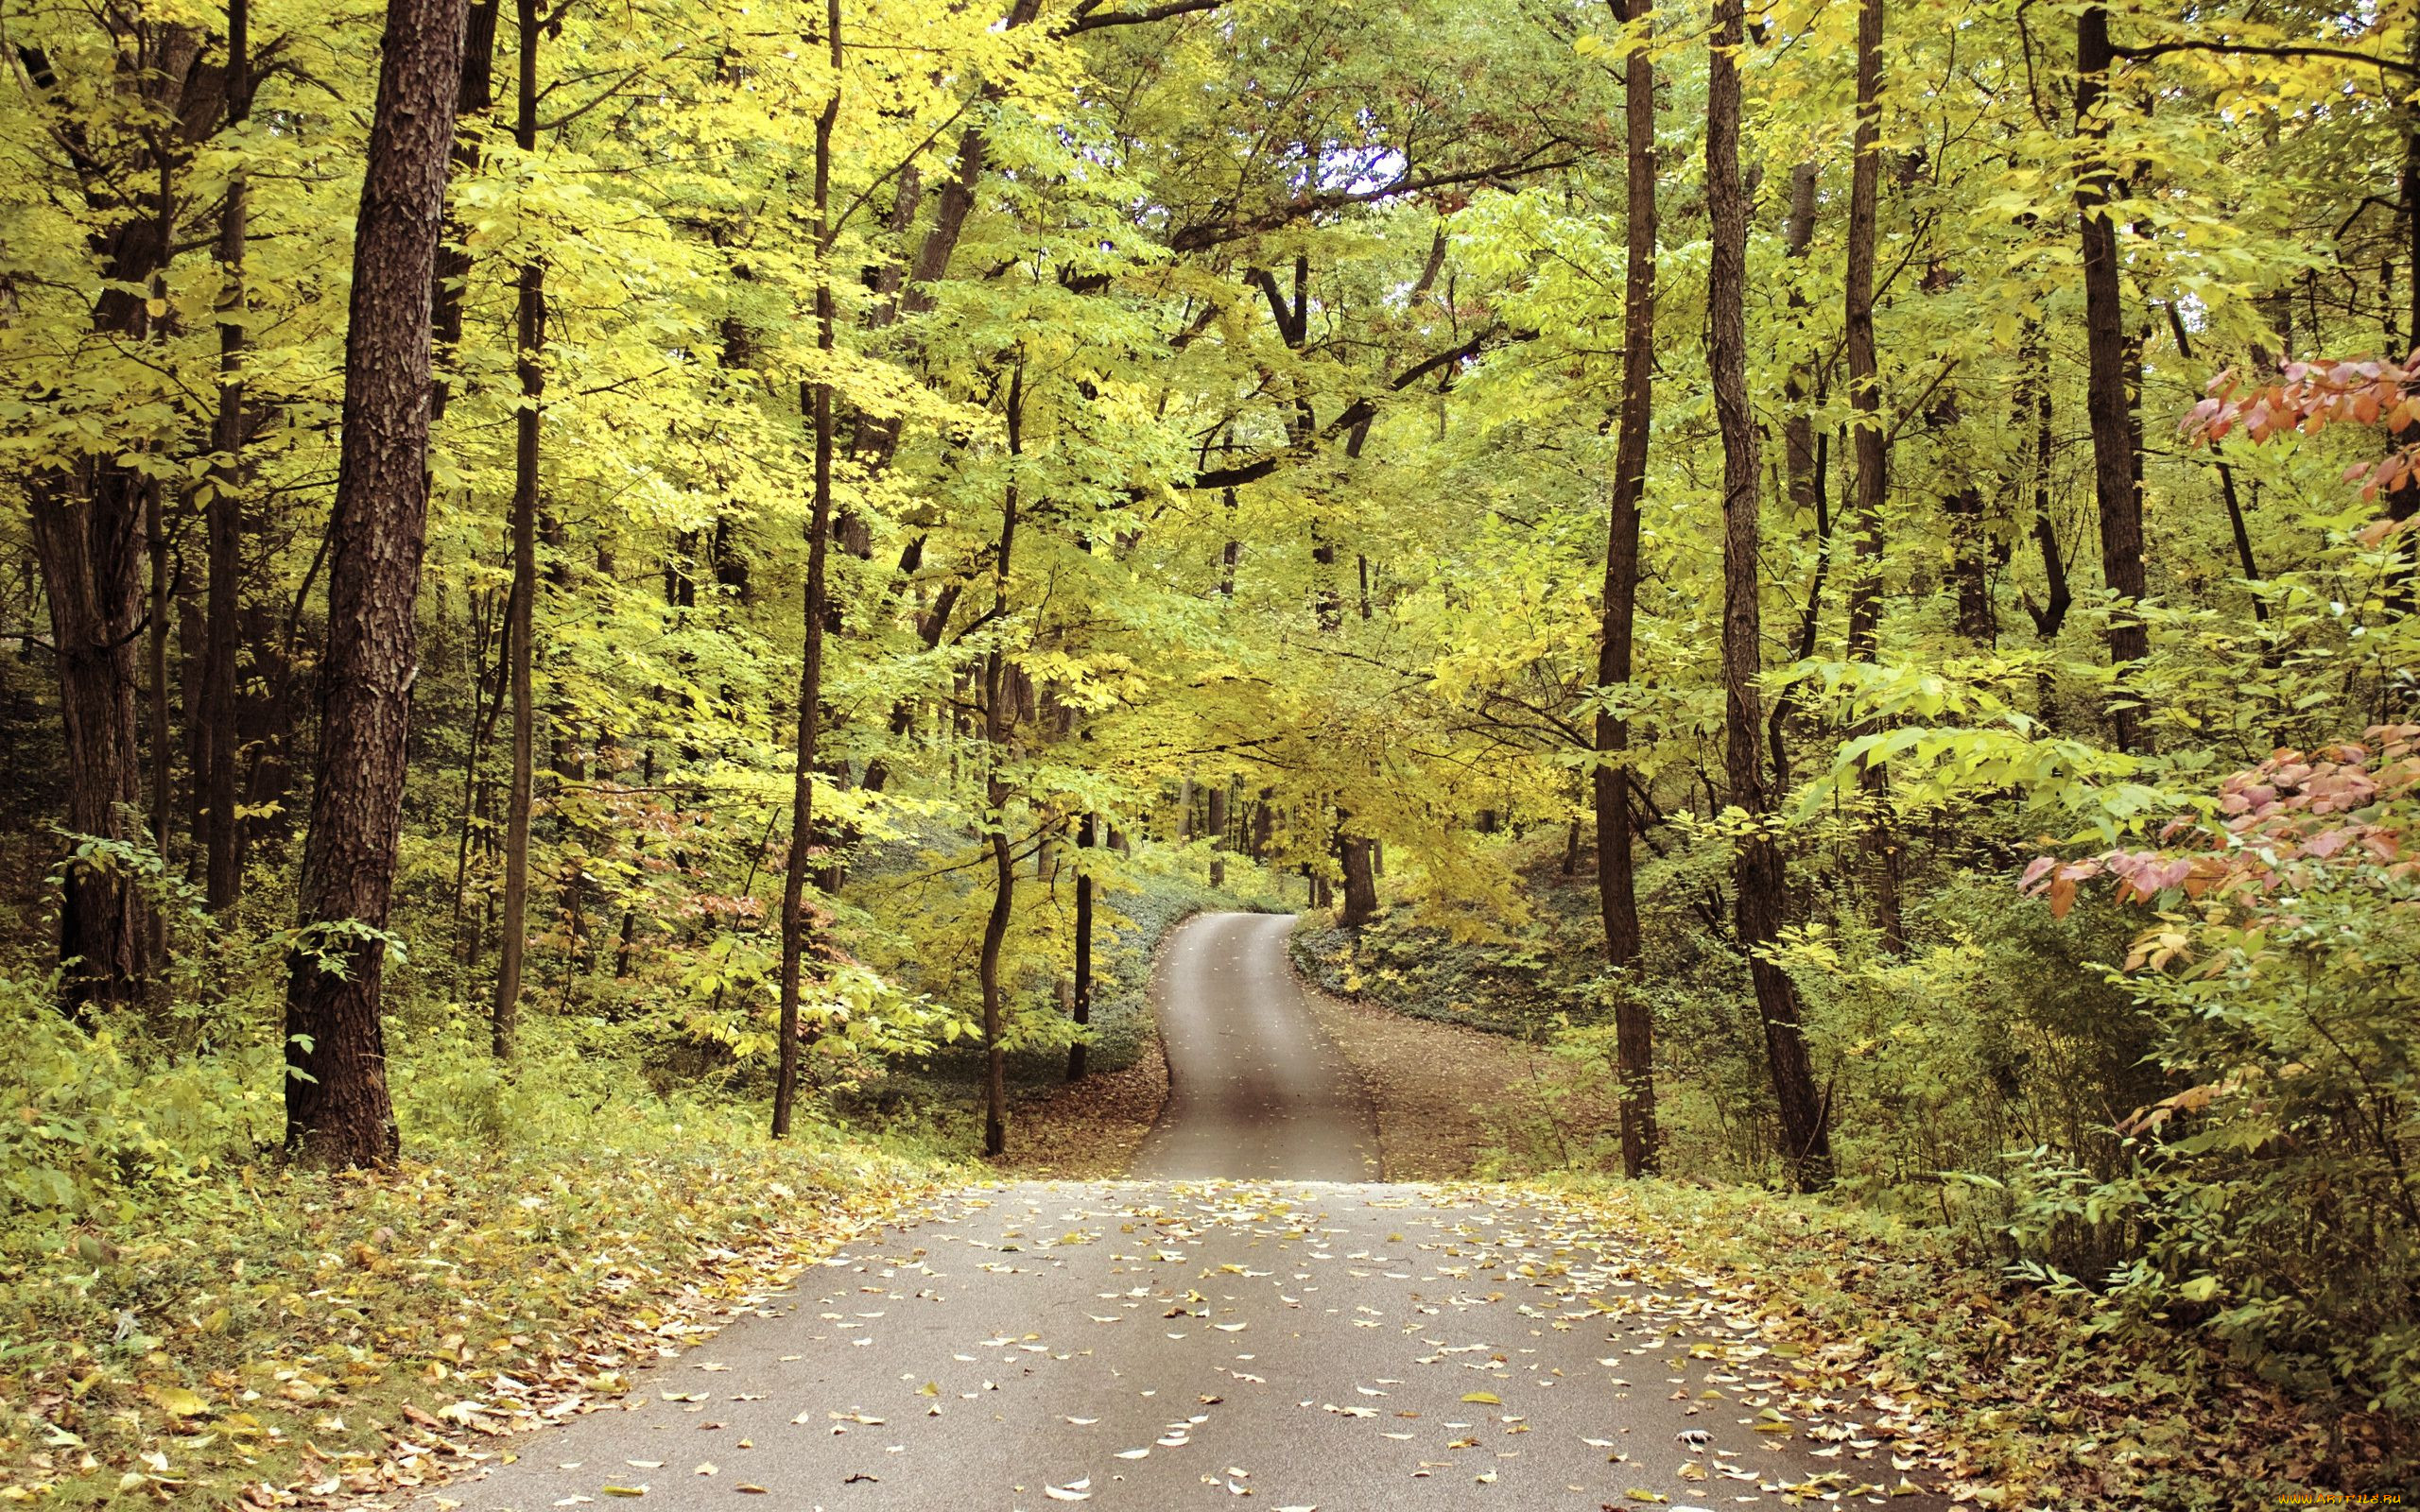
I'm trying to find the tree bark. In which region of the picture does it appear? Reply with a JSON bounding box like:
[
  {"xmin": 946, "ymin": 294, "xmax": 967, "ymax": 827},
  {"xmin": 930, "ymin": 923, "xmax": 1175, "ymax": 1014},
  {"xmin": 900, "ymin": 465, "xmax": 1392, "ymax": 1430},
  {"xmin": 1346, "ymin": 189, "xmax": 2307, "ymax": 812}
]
[
  {"xmin": 430, "ymin": 0, "xmax": 501, "ymax": 420},
  {"xmin": 1207, "ymin": 781, "xmax": 1229, "ymax": 888},
  {"xmin": 1066, "ymin": 813, "xmax": 1095, "ymax": 1082},
  {"xmin": 1338, "ymin": 815, "xmax": 1378, "ymax": 928},
  {"xmin": 283, "ymin": 0, "xmax": 469, "ymax": 1168},
  {"xmin": 491, "ymin": 0, "xmax": 544, "ymax": 1062},
  {"xmin": 1595, "ymin": 0, "xmax": 1657, "ymax": 1178},
  {"xmin": 976, "ymin": 363, "xmax": 1026, "ymax": 1159},
  {"xmin": 773, "ymin": 0, "xmax": 843, "ymax": 1140},
  {"xmin": 2076, "ymin": 5, "xmax": 2151, "ymax": 751},
  {"xmin": 1708, "ymin": 0, "xmax": 1831, "ymax": 1191},
  {"xmin": 1842, "ymin": 0, "xmax": 1905, "ymax": 955},
  {"xmin": 202, "ymin": 0, "xmax": 252, "ymax": 912}
]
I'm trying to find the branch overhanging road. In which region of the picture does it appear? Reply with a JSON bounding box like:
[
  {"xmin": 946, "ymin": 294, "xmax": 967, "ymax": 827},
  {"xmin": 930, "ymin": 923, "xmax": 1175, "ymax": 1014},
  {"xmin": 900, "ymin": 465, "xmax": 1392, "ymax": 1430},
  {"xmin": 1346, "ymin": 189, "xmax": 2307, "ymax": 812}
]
[{"xmin": 424, "ymin": 913, "xmax": 1956, "ymax": 1511}]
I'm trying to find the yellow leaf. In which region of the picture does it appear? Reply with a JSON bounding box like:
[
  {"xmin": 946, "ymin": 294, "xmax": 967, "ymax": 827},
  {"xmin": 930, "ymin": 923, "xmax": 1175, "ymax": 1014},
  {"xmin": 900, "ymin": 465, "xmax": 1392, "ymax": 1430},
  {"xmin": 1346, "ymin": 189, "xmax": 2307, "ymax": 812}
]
[{"xmin": 1461, "ymin": 1392, "xmax": 1500, "ymax": 1404}]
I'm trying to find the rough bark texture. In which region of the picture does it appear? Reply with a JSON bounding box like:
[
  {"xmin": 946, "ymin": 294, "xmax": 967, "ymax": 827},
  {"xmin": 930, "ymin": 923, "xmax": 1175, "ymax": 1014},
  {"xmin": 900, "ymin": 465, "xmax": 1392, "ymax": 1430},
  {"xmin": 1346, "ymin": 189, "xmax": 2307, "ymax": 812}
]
[
  {"xmin": 1338, "ymin": 821, "xmax": 1378, "ymax": 928},
  {"xmin": 773, "ymin": 0, "xmax": 843, "ymax": 1141},
  {"xmin": 283, "ymin": 0, "xmax": 469, "ymax": 1168},
  {"xmin": 1594, "ymin": 0, "xmax": 1657, "ymax": 1179},
  {"xmin": 2075, "ymin": 5, "xmax": 2151, "ymax": 751},
  {"xmin": 1708, "ymin": 0, "xmax": 1832, "ymax": 1191}
]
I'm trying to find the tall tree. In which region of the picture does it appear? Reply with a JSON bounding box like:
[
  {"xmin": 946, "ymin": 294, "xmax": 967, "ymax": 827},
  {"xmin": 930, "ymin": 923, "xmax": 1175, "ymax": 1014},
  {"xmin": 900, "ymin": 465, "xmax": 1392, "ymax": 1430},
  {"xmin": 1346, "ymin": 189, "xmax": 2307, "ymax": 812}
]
[
  {"xmin": 490, "ymin": 0, "xmax": 546, "ymax": 1060},
  {"xmin": 283, "ymin": 0, "xmax": 471, "ymax": 1167},
  {"xmin": 975, "ymin": 362, "xmax": 1026, "ymax": 1158},
  {"xmin": 1066, "ymin": 812, "xmax": 1095, "ymax": 1082},
  {"xmin": 1708, "ymin": 0, "xmax": 1831, "ymax": 1191},
  {"xmin": 2074, "ymin": 5, "xmax": 2151, "ymax": 751},
  {"xmin": 772, "ymin": 0, "xmax": 844, "ymax": 1140},
  {"xmin": 1841, "ymin": 0, "xmax": 1905, "ymax": 954},
  {"xmin": 201, "ymin": 0, "xmax": 255, "ymax": 914},
  {"xmin": 1594, "ymin": 0, "xmax": 1657, "ymax": 1178},
  {"xmin": 17, "ymin": 28, "xmax": 215, "ymax": 1009}
]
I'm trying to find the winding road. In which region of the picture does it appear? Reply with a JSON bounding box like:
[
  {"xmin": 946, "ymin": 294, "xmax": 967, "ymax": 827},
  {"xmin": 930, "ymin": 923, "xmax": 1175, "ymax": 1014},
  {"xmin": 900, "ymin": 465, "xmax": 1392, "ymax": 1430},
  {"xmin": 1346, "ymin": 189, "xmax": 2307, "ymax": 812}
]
[{"xmin": 420, "ymin": 913, "xmax": 1948, "ymax": 1511}]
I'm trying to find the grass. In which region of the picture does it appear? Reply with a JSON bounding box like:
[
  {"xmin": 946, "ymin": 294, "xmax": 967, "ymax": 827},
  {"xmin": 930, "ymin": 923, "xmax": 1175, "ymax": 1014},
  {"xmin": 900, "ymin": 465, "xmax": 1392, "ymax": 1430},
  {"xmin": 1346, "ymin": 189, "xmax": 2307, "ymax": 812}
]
[
  {"xmin": 0, "ymin": 1022, "xmax": 945, "ymax": 1507},
  {"xmin": 1532, "ymin": 1175, "xmax": 2403, "ymax": 1509}
]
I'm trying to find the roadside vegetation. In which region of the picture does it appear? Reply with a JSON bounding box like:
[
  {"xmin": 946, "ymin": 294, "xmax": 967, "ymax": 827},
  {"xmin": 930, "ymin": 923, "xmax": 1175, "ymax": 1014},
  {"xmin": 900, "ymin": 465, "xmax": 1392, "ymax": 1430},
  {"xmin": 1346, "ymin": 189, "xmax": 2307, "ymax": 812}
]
[{"xmin": 1, "ymin": 0, "xmax": 2415, "ymax": 1501}]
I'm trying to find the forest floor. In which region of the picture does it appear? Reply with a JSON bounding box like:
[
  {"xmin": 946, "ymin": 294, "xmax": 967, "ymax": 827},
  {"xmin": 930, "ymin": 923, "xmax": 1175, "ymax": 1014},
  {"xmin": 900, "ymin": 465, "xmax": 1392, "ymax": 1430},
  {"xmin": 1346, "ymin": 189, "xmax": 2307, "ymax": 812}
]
[
  {"xmin": 1300, "ymin": 977, "xmax": 1615, "ymax": 1180},
  {"xmin": 994, "ymin": 1040, "xmax": 1168, "ymax": 1179}
]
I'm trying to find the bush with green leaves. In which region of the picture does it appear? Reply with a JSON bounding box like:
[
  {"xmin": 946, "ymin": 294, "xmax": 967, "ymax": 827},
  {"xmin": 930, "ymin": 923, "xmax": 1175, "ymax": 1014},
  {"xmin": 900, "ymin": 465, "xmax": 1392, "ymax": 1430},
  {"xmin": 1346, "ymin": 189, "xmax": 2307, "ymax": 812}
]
[{"xmin": 2016, "ymin": 725, "xmax": 2420, "ymax": 1412}]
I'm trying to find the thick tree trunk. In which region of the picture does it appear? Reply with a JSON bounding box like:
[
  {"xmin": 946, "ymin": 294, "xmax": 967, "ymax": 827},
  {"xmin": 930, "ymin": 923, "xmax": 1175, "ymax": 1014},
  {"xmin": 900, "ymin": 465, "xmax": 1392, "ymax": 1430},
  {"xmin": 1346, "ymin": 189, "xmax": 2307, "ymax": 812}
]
[
  {"xmin": 145, "ymin": 485, "xmax": 172, "ymax": 884},
  {"xmin": 1595, "ymin": 0, "xmax": 1658, "ymax": 1178},
  {"xmin": 1338, "ymin": 815, "xmax": 1378, "ymax": 928},
  {"xmin": 19, "ymin": 29, "xmax": 210, "ymax": 1009},
  {"xmin": 491, "ymin": 0, "xmax": 544, "ymax": 1061},
  {"xmin": 283, "ymin": 0, "xmax": 469, "ymax": 1168},
  {"xmin": 2075, "ymin": 6, "xmax": 2151, "ymax": 751},
  {"xmin": 773, "ymin": 0, "xmax": 842, "ymax": 1140},
  {"xmin": 1708, "ymin": 0, "xmax": 1831, "ymax": 1191},
  {"xmin": 28, "ymin": 473, "xmax": 156, "ymax": 1015}
]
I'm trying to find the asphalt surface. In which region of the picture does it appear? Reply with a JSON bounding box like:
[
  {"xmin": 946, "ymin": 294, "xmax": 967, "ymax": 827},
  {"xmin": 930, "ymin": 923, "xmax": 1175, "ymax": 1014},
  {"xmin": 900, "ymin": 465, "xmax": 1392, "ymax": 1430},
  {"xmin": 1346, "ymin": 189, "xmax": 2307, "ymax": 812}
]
[
  {"xmin": 421, "ymin": 914, "xmax": 1949, "ymax": 1512},
  {"xmin": 1131, "ymin": 912, "xmax": 1379, "ymax": 1182}
]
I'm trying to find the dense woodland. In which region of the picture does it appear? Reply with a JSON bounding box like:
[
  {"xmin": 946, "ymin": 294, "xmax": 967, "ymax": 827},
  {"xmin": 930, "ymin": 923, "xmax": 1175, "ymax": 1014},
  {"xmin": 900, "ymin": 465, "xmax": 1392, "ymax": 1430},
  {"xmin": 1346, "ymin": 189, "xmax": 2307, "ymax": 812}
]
[{"xmin": 2, "ymin": 0, "xmax": 2419, "ymax": 1498}]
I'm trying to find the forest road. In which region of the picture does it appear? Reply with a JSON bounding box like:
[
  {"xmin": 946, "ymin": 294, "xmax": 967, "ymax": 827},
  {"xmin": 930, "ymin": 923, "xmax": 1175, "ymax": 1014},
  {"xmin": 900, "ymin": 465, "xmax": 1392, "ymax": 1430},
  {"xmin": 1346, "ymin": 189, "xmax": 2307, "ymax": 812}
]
[
  {"xmin": 1130, "ymin": 910, "xmax": 1380, "ymax": 1181},
  {"xmin": 415, "ymin": 914, "xmax": 1948, "ymax": 1512}
]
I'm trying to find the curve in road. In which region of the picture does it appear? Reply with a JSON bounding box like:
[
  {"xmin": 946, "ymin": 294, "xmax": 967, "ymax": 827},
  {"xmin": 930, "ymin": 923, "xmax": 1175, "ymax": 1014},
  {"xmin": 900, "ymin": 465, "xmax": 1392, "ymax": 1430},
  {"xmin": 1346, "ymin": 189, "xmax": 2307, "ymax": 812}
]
[
  {"xmin": 410, "ymin": 912, "xmax": 1961, "ymax": 1512},
  {"xmin": 1132, "ymin": 911, "xmax": 1378, "ymax": 1182}
]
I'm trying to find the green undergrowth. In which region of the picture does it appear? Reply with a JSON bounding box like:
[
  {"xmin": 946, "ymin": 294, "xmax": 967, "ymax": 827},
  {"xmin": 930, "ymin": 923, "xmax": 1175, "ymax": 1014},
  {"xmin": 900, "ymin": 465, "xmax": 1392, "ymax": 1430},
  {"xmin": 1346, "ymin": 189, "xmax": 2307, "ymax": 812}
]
[
  {"xmin": 1288, "ymin": 861, "xmax": 1601, "ymax": 1040},
  {"xmin": 0, "ymin": 1004, "xmax": 944, "ymax": 1506},
  {"xmin": 1537, "ymin": 1176, "xmax": 2405, "ymax": 1509}
]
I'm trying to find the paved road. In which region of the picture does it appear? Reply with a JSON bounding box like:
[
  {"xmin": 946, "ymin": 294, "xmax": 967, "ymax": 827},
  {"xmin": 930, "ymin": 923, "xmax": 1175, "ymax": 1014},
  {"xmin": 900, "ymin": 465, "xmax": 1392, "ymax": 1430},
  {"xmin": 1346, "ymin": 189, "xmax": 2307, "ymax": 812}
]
[
  {"xmin": 422, "ymin": 914, "xmax": 1949, "ymax": 1512},
  {"xmin": 1132, "ymin": 912, "xmax": 1378, "ymax": 1182}
]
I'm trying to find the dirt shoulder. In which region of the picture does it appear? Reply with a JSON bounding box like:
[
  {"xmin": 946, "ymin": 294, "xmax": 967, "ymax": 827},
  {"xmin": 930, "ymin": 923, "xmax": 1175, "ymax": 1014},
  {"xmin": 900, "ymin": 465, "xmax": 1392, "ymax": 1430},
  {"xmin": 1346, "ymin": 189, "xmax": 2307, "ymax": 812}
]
[
  {"xmin": 1297, "ymin": 971, "xmax": 1615, "ymax": 1180},
  {"xmin": 995, "ymin": 1036, "xmax": 1169, "ymax": 1178}
]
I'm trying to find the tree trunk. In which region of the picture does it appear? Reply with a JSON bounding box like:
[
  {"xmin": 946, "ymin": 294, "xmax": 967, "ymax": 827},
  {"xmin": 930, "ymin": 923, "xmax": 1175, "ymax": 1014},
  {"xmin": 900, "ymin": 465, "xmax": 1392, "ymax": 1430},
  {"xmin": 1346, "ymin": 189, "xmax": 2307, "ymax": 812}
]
[
  {"xmin": 772, "ymin": 0, "xmax": 842, "ymax": 1140},
  {"xmin": 430, "ymin": 0, "xmax": 501, "ymax": 420},
  {"xmin": 1842, "ymin": 0, "xmax": 1905, "ymax": 955},
  {"xmin": 1338, "ymin": 816, "xmax": 1378, "ymax": 928},
  {"xmin": 2020, "ymin": 327, "xmax": 2072, "ymax": 644},
  {"xmin": 1066, "ymin": 813, "xmax": 1095, "ymax": 1081},
  {"xmin": 491, "ymin": 0, "xmax": 544, "ymax": 1061},
  {"xmin": 145, "ymin": 483, "xmax": 173, "ymax": 883},
  {"xmin": 1207, "ymin": 782, "xmax": 1229, "ymax": 888},
  {"xmin": 1709, "ymin": 0, "xmax": 1831, "ymax": 1191},
  {"xmin": 1596, "ymin": 0, "xmax": 1658, "ymax": 1178},
  {"xmin": 282, "ymin": 0, "xmax": 469, "ymax": 1168},
  {"xmin": 202, "ymin": 0, "xmax": 251, "ymax": 912},
  {"xmin": 28, "ymin": 474, "xmax": 156, "ymax": 1015},
  {"xmin": 2075, "ymin": 5, "xmax": 2151, "ymax": 751},
  {"xmin": 976, "ymin": 363, "xmax": 1025, "ymax": 1159},
  {"xmin": 1768, "ymin": 167, "xmax": 1826, "ymax": 796}
]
